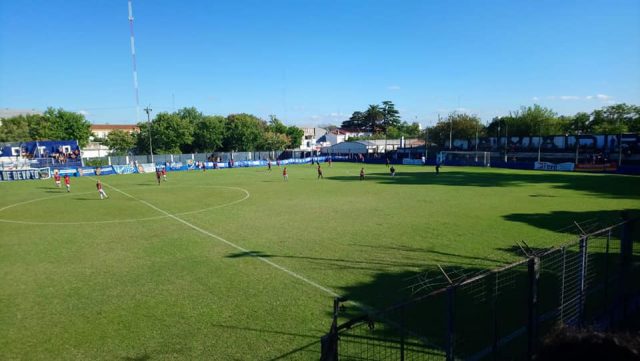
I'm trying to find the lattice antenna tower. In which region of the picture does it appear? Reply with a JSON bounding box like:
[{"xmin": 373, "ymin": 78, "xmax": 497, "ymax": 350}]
[{"xmin": 128, "ymin": 0, "xmax": 140, "ymax": 123}]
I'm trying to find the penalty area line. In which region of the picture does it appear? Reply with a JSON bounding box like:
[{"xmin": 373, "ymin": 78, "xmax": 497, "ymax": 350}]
[{"xmin": 101, "ymin": 180, "xmax": 341, "ymax": 299}]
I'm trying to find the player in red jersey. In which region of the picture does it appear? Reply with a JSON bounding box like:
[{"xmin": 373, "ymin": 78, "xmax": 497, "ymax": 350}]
[
  {"xmin": 317, "ymin": 164, "xmax": 324, "ymax": 179},
  {"xmin": 156, "ymin": 169, "xmax": 162, "ymax": 185},
  {"xmin": 282, "ymin": 167, "xmax": 288, "ymax": 181},
  {"xmin": 54, "ymin": 171, "xmax": 61, "ymax": 188},
  {"xmin": 161, "ymin": 167, "xmax": 167, "ymax": 181},
  {"xmin": 359, "ymin": 168, "xmax": 365, "ymax": 180},
  {"xmin": 96, "ymin": 180, "xmax": 109, "ymax": 199},
  {"xmin": 64, "ymin": 174, "xmax": 71, "ymax": 192}
]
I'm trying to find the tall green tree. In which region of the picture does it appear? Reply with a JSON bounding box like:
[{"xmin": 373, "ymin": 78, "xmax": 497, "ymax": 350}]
[
  {"xmin": 193, "ymin": 115, "xmax": 226, "ymax": 152},
  {"xmin": 105, "ymin": 129, "xmax": 136, "ymax": 155},
  {"xmin": 260, "ymin": 131, "xmax": 290, "ymax": 151},
  {"xmin": 0, "ymin": 115, "xmax": 31, "ymax": 142},
  {"xmin": 430, "ymin": 112, "xmax": 484, "ymax": 147},
  {"xmin": 136, "ymin": 112, "xmax": 194, "ymax": 154},
  {"xmin": 380, "ymin": 100, "xmax": 401, "ymax": 133},
  {"xmin": 223, "ymin": 113, "xmax": 266, "ymax": 151},
  {"xmin": 37, "ymin": 108, "xmax": 92, "ymax": 147},
  {"xmin": 364, "ymin": 104, "xmax": 384, "ymax": 133},
  {"xmin": 341, "ymin": 111, "xmax": 367, "ymax": 131},
  {"xmin": 591, "ymin": 103, "xmax": 640, "ymax": 134},
  {"xmin": 285, "ymin": 126, "xmax": 304, "ymax": 149}
]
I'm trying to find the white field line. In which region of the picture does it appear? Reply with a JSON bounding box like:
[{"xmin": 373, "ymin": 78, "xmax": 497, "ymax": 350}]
[
  {"xmin": 0, "ymin": 186, "xmax": 250, "ymax": 225},
  {"xmin": 102, "ymin": 180, "xmax": 342, "ymax": 299}
]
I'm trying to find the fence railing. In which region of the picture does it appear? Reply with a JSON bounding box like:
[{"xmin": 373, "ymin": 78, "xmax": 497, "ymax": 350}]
[{"xmin": 320, "ymin": 216, "xmax": 639, "ymax": 361}]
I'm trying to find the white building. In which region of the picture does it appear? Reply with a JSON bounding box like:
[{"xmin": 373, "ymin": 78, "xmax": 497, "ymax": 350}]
[{"xmin": 299, "ymin": 127, "xmax": 328, "ymax": 150}]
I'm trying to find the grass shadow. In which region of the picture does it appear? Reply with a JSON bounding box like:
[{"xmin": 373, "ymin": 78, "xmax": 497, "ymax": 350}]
[{"xmin": 328, "ymin": 168, "xmax": 640, "ymax": 199}]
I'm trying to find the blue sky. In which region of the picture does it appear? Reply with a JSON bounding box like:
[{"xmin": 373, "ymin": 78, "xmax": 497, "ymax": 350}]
[{"xmin": 1, "ymin": 0, "xmax": 639, "ymax": 126}]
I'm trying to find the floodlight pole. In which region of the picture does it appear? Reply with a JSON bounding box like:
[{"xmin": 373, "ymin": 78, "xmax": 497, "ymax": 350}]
[
  {"xmin": 448, "ymin": 115, "xmax": 452, "ymax": 150},
  {"xmin": 144, "ymin": 105, "xmax": 154, "ymax": 163},
  {"xmin": 504, "ymin": 121, "xmax": 508, "ymax": 163},
  {"xmin": 618, "ymin": 118, "xmax": 623, "ymax": 166},
  {"xmin": 475, "ymin": 121, "xmax": 479, "ymax": 162},
  {"xmin": 537, "ymin": 122, "xmax": 542, "ymax": 162},
  {"xmin": 575, "ymin": 131, "xmax": 581, "ymax": 165}
]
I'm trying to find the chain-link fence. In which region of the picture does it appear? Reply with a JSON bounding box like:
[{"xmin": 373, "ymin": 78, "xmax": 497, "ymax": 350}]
[{"xmin": 321, "ymin": 217, "xmax": 639, "ymax": 361}]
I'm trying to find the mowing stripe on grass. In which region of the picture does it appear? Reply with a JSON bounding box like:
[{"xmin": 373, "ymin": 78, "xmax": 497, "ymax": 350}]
[{"xmin": 102, "ymin": 180, "xmax": 342, "ymax": 299}]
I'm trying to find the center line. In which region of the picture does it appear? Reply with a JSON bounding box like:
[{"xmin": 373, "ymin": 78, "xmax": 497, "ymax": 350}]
[{"xmin": 101, "ymin": 180, "xmax": 341, "ymax": 298}]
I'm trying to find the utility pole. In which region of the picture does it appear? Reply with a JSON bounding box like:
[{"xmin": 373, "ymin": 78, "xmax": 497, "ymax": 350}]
[
  {"xmin": 475, "ymin": 121, "xmax": 479, "ymax": 162},
  {"xmin": 144, "ymin": 106, "xmax": 154, "ymax": 163},
  {"xmin": 537, "ymin": 121, "xmax": 543, "ymax": 162},
  {"xmin": 447, "ymin": 114, "xmax": 452, "ymax": 150},
  {"xmin": 618, "ymin": 118, "xmax": 623, "ymax": 166},
  {"xmin": 504, "ymin": 120, "xmax": 509, "ymax": 163}
]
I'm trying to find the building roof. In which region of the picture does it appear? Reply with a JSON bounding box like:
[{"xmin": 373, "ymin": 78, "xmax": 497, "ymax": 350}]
[{"xmin": 90, "ymin": 124, "xmax": 140, "ymax": 131}]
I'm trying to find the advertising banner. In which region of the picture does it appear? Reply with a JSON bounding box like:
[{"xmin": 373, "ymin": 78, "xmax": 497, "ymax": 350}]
[
  {"xmin": 113, "ymin": 164, "xmax": 137, "ymax": 174},
  {"xmin": 534, "ymin": 162, "xmax": 575, "ymax": 172},
  {"xmin": 575, "ymin": 162, "xmax": 618, "ymax": 172}
]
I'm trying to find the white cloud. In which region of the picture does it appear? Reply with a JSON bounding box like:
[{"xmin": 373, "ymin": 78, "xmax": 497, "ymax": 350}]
[
  {"xmin": 455, "ymin": 107, "xmax": 471, "ymax": 113},
  {"xmin": 310, "ymin": 115, "xmax": 321, "ymax": 120},
  {"xmin": 532, "ymin": 96, "xmax": 539, "ymax": 101},
  {"xmin": 559, "ymin": 95, "xmax": 580, "ymax": 100},
  {"xmin": 586, "ymin": 95, "xmax": 594, "ymax": 100},
  {"xmin": 78, "ymin": 110, "xmax": 90, "ymax": 116},
  {"xmin": 387, "ymin": 85, "xmax": 401, "ymax": 91},
  {"xmin": 596, "ymin": 94, "xmax": 611, "ymax": 100}
]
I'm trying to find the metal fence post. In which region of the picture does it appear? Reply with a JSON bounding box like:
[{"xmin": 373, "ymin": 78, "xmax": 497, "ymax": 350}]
[
  {"xmin": 527, "ymin": 257, "xmax": 540, "ymax": 360},
  {"xmin": 578, "ymin": 237, "xmax": 589, "ymax": 325},
  {"xmin": 400, "ymin": 305, "xmax": 405, "ymax": 361},
  {"xmin": 620, "ymin": 215, "xmax": 634, "ymax": 320},
  {"xmin": 559, "ymin": 247, "xmax": 566, "ymax": 323},
  {"xmin": 491, "ymin": 272, "xmax": 499, "ymax": 360},
  {"xmin": 446, "ymin": 286, "xmax": 456, "ymax": 361}
]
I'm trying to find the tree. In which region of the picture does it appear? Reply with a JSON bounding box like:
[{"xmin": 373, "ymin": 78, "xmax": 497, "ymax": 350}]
[
  {"xmin": 430, "ymin": 112, "xmax": 484, "ymax": 147},
  {"xmin": 380, "ymin": 100, "xmax": 401, "ymax": 133},
  {"xmin": 0, "ymin": 115, "xmax": 31, "ymax": 142},
  {"xmin": 193, "ymin": 115, "xmax": 226, "ymax": 152},
  {"xmin": 136, "ymin": 112, "xmax": 194, "ymax": 154},
  {"xmin": 260, "ymin": 131, "xmax": 290, "ymax": 151},
  {"xmin": 105, "ymin": 130, "xmax": 136, "ymax": 155},
  {"xmin": 591, "ymin": 103, "xmax": 640, "ymax": 134},
  {"xmin": 223, "ymin": 113, "xmax": 266, "ymax": 151},
  {"xmin": 364, "ymin": 104, "xmax": 384, "ymax": 133},
  {"xmin": 559, "ymin": 112, "xmax": 591, "ymax": 134},
  {"xmin": 39, "ymin": 108, "xmax": 92, "ymax": 147},
  {"xmin": 341, "ymin": 111, "xmax": 367, "ymax": 131},
  {"xmin": 268, "ymin": 116, "xmax": 288, "ymax": 134},
  {"xmin": 285, "ymin": 126, "xmax": 304, "ymax": 149}
]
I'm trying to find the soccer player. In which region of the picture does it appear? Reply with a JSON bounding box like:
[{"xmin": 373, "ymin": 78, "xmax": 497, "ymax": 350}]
[
  {"xmin": 385, "ymin": 158, "xmax": 390, "ymax": 168},
  {"xmin": 327, "ymin": 158, "xmax": 332, "ymax": 167},
  {"xmin": 282, "ymin": 167, "xmax": 288, "ymax": 181},
  {"xmin": 161, "ymin": 167, "xmax": 167, "ymax": 181},
  {"xmin": 156, "ymin": 169, "xmax": 162, "ymax": 184},
  {"xmin": 435, "ymin": 162, "xmax": 441, "ymax": 175},
  {"xmin": 360, "ymin": 167, "xmax": 365, "ymax": 180},
  {"xmin": 96, "ymin": 180, "xmax": 109, "ymax": 199},
  {"xmin": 268, "ymin": 160, "xmax": 272, "ymax": 171},
  {"xmin": 390, "ymin": 165, "xmax": 396, "ymax": 177},
  {"xmin": 64, "ymin": 174, "xmax": 71, "ymax": 192},
  {"xmin": 317, "ymin": 164, "xmax": 324, "ymax": 179},
  {"xmin": 54, "ymin": 171, "xmax": 61, "ymax": 188}
]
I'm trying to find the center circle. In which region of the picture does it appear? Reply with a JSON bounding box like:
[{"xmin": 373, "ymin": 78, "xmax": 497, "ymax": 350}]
[{"xmin": 0, "ymin": 185, "xmax": 250, "ymax": 225}]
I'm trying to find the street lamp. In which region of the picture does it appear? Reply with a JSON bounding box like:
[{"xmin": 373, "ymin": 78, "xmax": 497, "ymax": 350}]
[{"xmin": 144, "ymin": 105, "xmax": 154, "ymax": 163}]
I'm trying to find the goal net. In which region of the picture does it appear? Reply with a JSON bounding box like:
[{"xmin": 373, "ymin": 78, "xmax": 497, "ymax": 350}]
[{"xmin": 437, "ymin": 151, "xmax": 491, "ymax": 167}]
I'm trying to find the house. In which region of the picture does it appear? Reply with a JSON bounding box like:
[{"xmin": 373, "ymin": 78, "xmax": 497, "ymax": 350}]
[
  {"xmin": 299, "ymin": 127, "xmax": 328, "ymax": 150},
  {"xmin": 90, "ymin": 124, "xmax": 140, "ymax": 139}
]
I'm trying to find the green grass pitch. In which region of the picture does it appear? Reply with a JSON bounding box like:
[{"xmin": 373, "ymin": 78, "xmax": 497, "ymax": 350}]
[{"xmin": 1, "ymin": 163, "xmax": 639, "ymax": 360}]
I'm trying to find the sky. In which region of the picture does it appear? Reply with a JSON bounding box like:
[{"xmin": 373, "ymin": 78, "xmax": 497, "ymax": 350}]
[{"xmin": 1, "ymin": 0, "xmax": 639, "ymax": 127}]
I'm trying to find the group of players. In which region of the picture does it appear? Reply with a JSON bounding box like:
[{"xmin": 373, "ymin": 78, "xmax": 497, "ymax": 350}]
[
  {"xmin": 53, "ymin": 171, "xmax": 109, "ymax": 199},
  {"xmin": 51, "ymin": 158, "xmax": 413, "ymax": 199}
]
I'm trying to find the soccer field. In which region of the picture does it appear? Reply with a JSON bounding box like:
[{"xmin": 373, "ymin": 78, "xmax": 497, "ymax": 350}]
[{"xmin": 1, "ymin": 163, "xmax": 639, "ymax": 360}]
